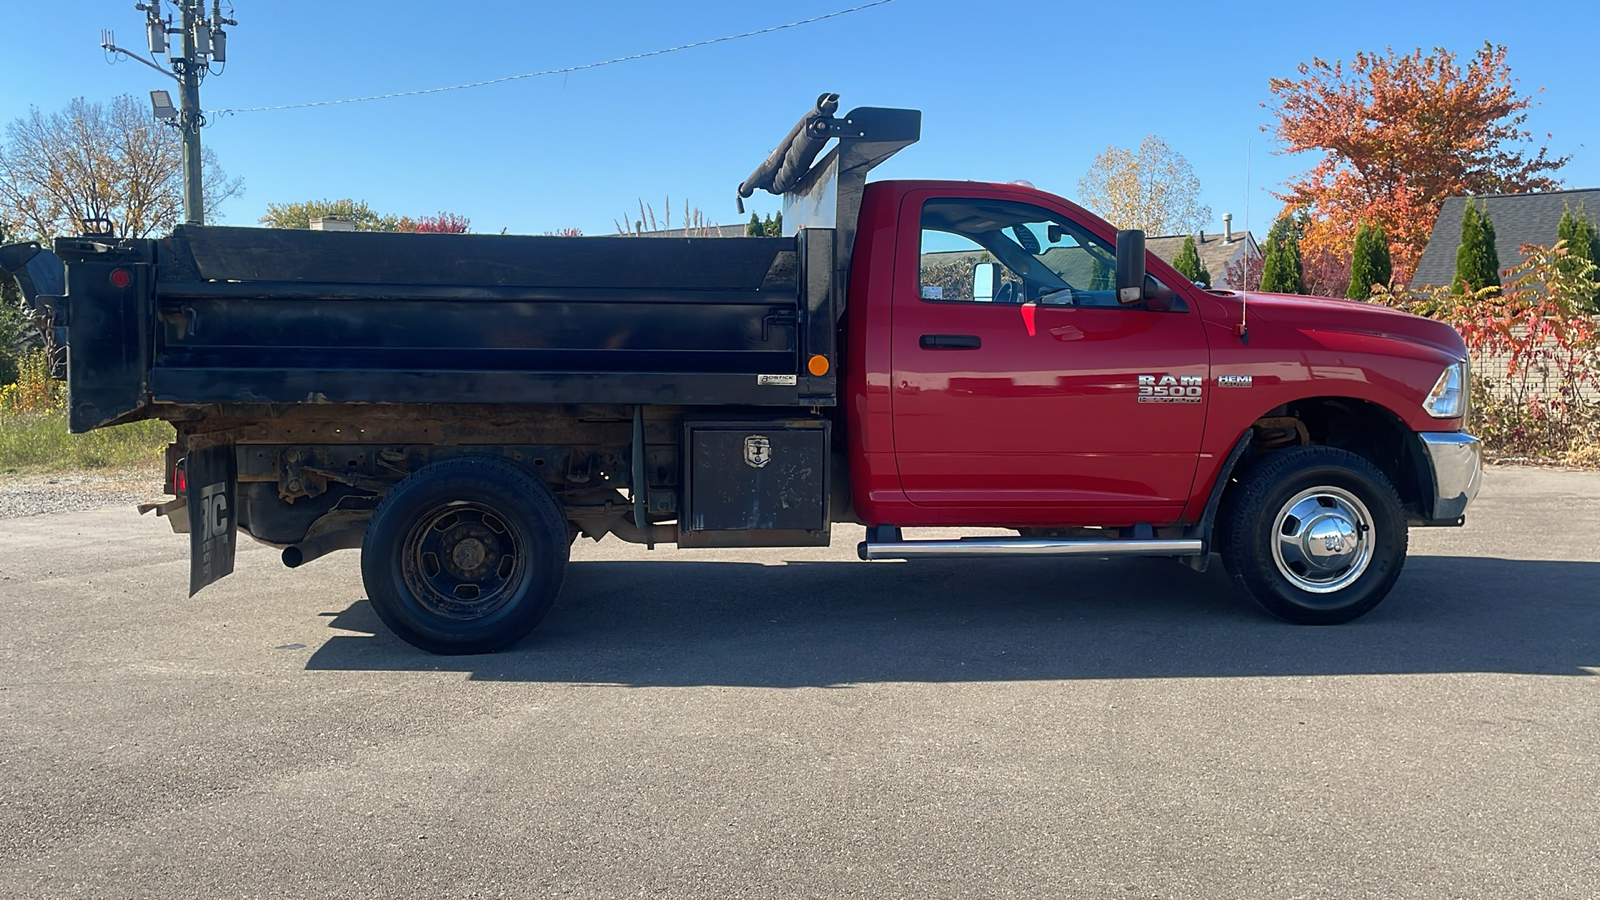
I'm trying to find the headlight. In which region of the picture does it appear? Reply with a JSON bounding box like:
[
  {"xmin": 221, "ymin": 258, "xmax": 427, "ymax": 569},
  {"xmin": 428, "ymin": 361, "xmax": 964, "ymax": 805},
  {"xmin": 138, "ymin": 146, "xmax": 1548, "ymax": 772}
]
[{"xmin": 1423, "ymin": 361, "xmax": 1468, "ymax": 419}]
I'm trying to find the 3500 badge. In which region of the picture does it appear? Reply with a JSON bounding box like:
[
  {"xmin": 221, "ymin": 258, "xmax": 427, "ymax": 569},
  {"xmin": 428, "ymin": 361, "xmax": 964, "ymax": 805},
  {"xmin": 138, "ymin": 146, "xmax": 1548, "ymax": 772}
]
[{"xmin": 1138, "ymin": 374, "xmax": 1203, "ymax": 403}]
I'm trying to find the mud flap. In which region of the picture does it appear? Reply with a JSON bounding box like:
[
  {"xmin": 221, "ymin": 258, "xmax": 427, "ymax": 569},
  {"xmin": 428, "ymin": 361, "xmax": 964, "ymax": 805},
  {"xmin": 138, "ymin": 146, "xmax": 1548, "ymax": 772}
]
[{"xmin": 185, "ymin": 442, "xmax": 237, "ymax": 595}]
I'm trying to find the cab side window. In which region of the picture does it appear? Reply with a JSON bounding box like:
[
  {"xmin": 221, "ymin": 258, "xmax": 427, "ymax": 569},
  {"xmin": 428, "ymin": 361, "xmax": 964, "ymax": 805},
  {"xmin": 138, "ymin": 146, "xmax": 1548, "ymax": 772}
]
[{"xmin": 917, "ymin": 198, "xmax": 1182, "ymax": 311}]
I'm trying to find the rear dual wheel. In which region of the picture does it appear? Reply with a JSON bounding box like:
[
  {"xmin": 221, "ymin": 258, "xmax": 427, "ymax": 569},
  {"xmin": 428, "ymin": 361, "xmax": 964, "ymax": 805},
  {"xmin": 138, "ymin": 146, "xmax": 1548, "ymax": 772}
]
[
  {"xmin": 1219, "ymin": 446, "xmax": 1407, "ymax": 625},
  {"xmin": 362, "ymin": 458, "xmax": 568, "ymax": 654}
]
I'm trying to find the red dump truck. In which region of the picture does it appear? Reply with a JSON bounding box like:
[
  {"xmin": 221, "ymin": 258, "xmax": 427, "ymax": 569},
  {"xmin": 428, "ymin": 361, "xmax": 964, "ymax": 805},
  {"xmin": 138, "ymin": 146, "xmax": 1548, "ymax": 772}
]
[{"xmin": 0, "ymin": 94, "xmax": 1480, "ymax": 653}]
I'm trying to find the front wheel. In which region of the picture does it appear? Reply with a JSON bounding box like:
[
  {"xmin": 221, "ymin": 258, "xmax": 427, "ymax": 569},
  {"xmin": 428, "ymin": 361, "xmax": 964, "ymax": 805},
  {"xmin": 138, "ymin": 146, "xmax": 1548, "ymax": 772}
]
[
  {"xmin": 361, "ymin": 457, "xmax": 569, "ymax": 654},
  {"xmin": 1219, "ymin": 446, "xmax": 1407, "ymax": 625}
]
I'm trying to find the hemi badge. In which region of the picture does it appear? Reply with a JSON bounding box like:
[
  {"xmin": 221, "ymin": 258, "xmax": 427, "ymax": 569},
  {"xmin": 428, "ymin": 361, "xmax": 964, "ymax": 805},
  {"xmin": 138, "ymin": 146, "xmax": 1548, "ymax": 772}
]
[
  {"xmin": 757, "ymin": 374, "xmax": 798, "ymax": 386},
  {"xmin": 1218, "ymin": 375, "xmax": 1253, "ymax": 388}
]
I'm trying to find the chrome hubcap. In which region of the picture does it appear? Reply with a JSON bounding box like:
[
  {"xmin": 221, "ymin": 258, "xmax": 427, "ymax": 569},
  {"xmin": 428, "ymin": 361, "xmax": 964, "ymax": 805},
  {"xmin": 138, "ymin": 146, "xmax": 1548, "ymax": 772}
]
[{"xmin": 1270, "ymin": 487, "xmax": 1374, "ymax": 594}]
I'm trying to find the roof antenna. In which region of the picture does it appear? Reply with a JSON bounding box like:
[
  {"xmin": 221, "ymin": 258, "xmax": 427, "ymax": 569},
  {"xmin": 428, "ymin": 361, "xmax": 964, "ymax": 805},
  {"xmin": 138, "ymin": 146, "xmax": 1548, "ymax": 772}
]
[{"xmin": 1237, "ymin": 138, "xmax": 1251, "ymax": 344}]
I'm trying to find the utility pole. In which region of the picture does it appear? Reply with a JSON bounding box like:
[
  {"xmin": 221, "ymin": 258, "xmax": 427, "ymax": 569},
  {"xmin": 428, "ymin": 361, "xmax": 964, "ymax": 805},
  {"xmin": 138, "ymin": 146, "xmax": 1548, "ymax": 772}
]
[{"xmin": 102, "ymin": 1, "xmax": 236, "ymax": 226}]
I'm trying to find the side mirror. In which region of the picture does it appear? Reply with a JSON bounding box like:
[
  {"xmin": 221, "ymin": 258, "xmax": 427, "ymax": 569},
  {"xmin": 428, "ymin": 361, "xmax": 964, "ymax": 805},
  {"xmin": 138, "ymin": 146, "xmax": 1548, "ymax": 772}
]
[
  {"xmin": 1115, "ymin": 229, "xmax": 1146, "ymax": 304},
  {"xmin": 972, "ymin": 262, "xmax": 1001, "ymax": 302}
]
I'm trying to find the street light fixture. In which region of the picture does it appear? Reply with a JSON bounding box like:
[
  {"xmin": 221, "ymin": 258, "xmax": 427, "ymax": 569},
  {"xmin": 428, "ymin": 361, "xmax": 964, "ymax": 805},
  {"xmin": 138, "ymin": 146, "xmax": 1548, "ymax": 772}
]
[{"xmin": 150, "ymin": 90, "xmax": 178, "ymax": 122}]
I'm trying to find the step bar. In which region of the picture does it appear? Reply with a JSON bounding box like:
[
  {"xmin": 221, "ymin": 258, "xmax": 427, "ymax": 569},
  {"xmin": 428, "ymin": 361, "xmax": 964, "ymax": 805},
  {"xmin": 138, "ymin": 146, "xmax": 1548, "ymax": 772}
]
[{"xmin": 858, "ymin": 537, "xmax": 1204, "ymax": 561}]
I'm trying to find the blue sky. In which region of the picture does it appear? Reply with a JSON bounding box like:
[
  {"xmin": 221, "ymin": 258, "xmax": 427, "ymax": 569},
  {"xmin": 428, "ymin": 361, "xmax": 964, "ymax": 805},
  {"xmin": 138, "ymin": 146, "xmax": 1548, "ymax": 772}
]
[{"xmin": 4, "ymin": 0, "xmax": 1596, "ymax": 238}]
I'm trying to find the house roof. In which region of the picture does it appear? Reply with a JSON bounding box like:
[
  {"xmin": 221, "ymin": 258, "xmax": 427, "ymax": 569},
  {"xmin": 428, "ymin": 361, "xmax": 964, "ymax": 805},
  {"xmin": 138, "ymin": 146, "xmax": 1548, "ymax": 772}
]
[
  {"xmin": 1146, "ymin": 231, "xmax": 1258, "ymax": 287},
  {"xmin": 1412, "ymin": 188, "xmax": 1600, "ymax": 287}
]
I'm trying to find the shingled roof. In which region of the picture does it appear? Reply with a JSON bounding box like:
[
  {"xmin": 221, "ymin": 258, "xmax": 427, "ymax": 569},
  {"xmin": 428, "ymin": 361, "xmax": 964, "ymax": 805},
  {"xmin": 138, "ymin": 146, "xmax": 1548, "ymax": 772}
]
[
  {"xmin": 1145, "ymin": 231, "xmax": 1260, "ymax": 289},
  {"xmin": 1412, "ymin": 188, "xmax": 1600, "ymax": 287}
]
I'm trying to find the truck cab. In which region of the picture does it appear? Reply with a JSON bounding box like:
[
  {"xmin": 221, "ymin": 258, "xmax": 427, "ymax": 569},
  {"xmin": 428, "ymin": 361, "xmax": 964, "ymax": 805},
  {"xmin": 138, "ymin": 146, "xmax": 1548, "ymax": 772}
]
[{"xmin": 845, "ymin": 179, "xmax": 1474, "ymax": 532}]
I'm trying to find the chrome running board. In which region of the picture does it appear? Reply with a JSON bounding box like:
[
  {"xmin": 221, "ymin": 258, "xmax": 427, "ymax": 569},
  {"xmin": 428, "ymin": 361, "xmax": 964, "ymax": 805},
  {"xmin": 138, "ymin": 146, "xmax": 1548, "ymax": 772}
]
[{"xmin": 858, "ymin": 537, "xmax": 1203, "ymax": 561}]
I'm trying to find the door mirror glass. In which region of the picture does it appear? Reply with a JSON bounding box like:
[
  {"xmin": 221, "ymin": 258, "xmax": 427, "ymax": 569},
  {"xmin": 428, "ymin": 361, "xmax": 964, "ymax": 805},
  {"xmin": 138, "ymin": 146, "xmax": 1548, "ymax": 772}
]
[{"xmin": 972, "ymin": 262, "xmax": 1000, "ymax": 302}]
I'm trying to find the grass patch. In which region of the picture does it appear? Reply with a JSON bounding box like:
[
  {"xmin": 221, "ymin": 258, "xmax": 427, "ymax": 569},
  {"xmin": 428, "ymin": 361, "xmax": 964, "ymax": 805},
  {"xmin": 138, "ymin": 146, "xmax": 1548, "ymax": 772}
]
[{"xmin": 0, "ymin": 412, "xmax": 172, "ymax": 474}]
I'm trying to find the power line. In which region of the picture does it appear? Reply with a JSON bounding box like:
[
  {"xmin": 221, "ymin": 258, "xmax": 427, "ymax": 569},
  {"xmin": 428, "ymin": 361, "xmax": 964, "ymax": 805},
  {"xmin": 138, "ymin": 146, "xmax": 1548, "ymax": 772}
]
[{"xmin": 212, "ymin": 0, "xmax": 897, "ymax": 116}]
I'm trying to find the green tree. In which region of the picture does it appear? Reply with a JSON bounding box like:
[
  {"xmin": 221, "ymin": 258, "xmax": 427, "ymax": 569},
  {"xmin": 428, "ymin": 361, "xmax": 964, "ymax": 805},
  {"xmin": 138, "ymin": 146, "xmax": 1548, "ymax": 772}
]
[
  {"xmin": 0, "ymin": 221, "xmax": 19, "ymax": 310},
  {"xmin": 259, "ymin": 199, "xmax": 402, "ymax": 231},
  {"xmin": 1346, "ymin": 220, "xmax": 1393, "ymax": 300},
  {"xmin": 0, "ymin": 294, "xmax": 23, "ymax": 385},
  {"xmin": 1171, "ymin": 235, "xmax": 1211, "ymax": 287},
  {"xmin": 746, "ymin": 212, "xmax": 763, "ymax": 236},
  {"xmin": 1452, "ymin": 199, "xmax": 1501, "ymax": 293},
  {"xmin": 1557, "ymin": 202, "xmax": 1600, "ymax": 312},
  {"xmin": 0, "ymin": 221, "xmax": 38, "ymax": 385},
  {"xmin": 1259, "ymin": 216, "xmax": 1306, "ymax": 293}
]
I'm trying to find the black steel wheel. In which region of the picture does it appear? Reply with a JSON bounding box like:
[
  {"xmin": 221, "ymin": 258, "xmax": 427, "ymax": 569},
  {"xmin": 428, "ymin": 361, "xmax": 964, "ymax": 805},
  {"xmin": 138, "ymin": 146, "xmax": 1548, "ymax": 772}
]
[
  {"xmin": 1218, "ymin": 446, "xmax": 1407, "ymax": 625},
  {"xmin": 362, "ymin": 457, "xmax": 568, "ymax": 654}
]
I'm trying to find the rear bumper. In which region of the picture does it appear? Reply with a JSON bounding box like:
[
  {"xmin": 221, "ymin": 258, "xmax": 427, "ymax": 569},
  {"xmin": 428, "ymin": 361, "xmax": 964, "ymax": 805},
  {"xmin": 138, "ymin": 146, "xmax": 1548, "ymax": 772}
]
[{"xmin": 1416, "ymin": 432, "xmax": 1482, "ymax": 525}]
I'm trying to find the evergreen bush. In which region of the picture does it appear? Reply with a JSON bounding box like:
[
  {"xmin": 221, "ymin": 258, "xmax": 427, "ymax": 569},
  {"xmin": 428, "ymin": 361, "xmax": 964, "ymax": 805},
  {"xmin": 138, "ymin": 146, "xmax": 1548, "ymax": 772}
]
[
  {"xmin": 1347, "ymin": 220, "xmax": 1393, "ymax": 300},
  {"xmin": 1172, "ymin": 235, "xmax": 1211, "ymax": 287},
  {"xmin": 1452, "ymin": 199, "xmax": 1501, "ymax": 294},
  {"xmin": 1259, "ymin": 217, "xmax": 1306, "ymax": 293}
]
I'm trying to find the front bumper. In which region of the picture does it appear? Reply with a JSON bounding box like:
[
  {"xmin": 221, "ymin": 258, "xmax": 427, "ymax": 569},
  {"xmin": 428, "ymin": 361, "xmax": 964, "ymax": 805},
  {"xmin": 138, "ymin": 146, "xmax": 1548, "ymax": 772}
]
[{"xmin": 1416, "ymin": 432, "xmax": 1483, "ymax": 525}]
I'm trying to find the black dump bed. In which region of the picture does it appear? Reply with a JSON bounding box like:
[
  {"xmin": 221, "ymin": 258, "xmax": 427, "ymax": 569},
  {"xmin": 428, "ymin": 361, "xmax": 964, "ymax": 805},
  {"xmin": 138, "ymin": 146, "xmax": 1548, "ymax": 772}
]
[
  {"xmin": 0, "ymin": 98, "xmax": 919, "ymax": 434},
  {"xmin": 41, "ymin": 223, "xmax": 836, "ymax": 431}
]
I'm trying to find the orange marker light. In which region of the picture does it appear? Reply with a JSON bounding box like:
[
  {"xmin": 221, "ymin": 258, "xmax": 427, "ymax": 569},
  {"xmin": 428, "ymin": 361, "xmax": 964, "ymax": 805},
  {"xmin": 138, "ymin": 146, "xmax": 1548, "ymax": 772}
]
[{"xmin": 807, "ymin": 355, "xmax": 830, "ymax": 377}]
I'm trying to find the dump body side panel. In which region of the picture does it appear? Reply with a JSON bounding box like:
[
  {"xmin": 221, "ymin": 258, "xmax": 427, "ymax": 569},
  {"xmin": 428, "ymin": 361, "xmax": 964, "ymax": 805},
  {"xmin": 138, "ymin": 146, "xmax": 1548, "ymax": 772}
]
[{"xmin": 54, "ymin": 226, "xmax": 840, "ymax": 416}]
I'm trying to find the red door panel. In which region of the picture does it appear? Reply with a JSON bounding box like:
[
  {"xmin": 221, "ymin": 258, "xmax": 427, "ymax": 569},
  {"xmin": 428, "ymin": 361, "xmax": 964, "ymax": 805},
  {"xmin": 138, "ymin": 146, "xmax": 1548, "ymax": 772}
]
[{"xmin": 888, "ymin": 189, "xmax": 1210, "ymax": 520}]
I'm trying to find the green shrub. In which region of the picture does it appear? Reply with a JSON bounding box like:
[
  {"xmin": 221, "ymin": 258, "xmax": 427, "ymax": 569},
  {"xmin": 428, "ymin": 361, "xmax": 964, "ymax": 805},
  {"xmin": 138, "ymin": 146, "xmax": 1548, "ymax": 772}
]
[
  {"xmin": 1172, "ymin": 235, "xmax": 1211, "ymax": 287},
  {"xmin": 1452, "ymin": 199, "xmax": 1501, "ymax": 294},
  {"xmin": 0, "ymin": 411, "xmax": 172, "ymax": 473},
  {"xmin": 1346, "ymin": 220, "xmax": 1392, "ymax": 300},
  {"xmin": 1259, "ymin": 216, "xmax": 1306, "ymax": 294},
  {"xmin": 1375, "ymin": 242, "xmax": 1598, "ymax": 465}
]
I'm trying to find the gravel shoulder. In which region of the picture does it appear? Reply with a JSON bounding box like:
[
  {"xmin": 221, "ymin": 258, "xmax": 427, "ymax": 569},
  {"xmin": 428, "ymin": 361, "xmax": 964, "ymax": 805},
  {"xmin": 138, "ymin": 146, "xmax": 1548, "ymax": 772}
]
[{"xmin": 0, "ymin": 469, "xmax": 167, "ymax": 519}]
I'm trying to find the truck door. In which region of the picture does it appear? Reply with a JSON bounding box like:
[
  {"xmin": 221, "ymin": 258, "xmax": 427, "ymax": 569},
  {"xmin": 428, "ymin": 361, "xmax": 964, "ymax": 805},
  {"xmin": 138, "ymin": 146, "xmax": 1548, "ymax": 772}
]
[{"xmin": 890, "ymin": 191, "xmax": 1210, "ymax": 521}]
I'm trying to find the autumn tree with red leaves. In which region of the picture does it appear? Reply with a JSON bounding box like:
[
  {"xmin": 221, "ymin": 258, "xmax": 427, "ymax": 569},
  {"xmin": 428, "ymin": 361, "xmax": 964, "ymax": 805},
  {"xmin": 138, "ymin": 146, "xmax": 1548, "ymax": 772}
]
[
  {"xmin": 1265, "ymin": 43, "xmax": 1566, "ymax": 285},
  {"xmin": 402, "ymin": 212, "xmax": 470, "ymax": 234}
]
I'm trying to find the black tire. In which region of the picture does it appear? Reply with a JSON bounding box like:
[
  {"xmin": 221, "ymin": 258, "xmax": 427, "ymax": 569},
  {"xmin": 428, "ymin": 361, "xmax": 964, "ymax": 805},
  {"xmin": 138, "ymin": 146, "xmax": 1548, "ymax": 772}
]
[
  {"xmin": 361, "ymin": 457, "xmax": 568, "ymax": 654},
  {"xmin": 1218, "ymin": 446, "xmax": 1407, "ymax": 625}
]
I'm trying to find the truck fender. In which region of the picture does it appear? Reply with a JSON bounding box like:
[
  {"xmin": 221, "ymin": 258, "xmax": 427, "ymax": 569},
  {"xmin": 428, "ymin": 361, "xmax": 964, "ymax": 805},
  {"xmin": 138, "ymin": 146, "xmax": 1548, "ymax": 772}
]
[{"xmin": 1178, "ymin": 430, "xmax": 1254, "ymax": 572}]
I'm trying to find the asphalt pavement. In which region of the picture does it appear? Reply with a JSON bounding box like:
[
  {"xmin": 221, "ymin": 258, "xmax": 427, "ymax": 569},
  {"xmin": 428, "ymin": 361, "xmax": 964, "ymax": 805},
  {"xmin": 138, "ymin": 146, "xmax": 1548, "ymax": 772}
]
[{"xmin": 1, "ymin": 466, "xmax": 1596, "ymax": 899}]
